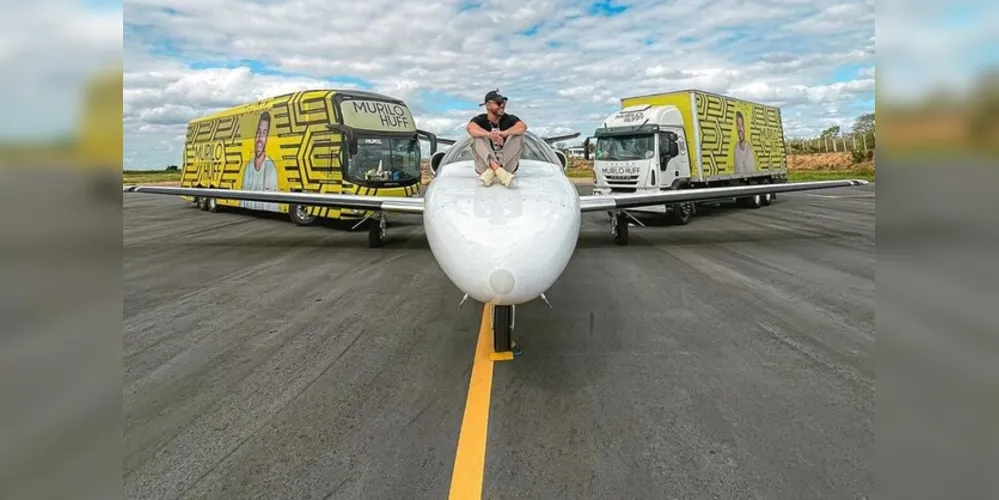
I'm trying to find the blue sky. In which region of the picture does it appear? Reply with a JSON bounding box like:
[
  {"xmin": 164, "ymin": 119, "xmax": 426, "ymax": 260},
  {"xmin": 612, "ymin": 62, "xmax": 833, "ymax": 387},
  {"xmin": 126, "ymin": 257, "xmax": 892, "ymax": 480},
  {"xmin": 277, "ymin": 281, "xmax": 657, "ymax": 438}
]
[{"xmin": 117, "ymin": 0, "xmax": 879, "ymax": 169}]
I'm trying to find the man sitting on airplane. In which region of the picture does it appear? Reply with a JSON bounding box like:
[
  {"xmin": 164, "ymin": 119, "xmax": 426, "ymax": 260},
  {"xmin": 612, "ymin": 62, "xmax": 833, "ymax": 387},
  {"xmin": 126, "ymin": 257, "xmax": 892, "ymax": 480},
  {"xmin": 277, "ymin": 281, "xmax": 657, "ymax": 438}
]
[{"xmin": 466, "ymin": 89, "xmax": 527, "ymax": 187}]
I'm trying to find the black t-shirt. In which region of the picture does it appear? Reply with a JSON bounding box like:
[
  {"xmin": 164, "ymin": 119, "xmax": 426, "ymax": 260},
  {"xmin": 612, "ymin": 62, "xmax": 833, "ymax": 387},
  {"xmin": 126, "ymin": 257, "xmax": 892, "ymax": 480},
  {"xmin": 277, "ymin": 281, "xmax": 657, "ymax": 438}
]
[{"xmin": 470, "ymin": 113, "xmax": 521, "ymax": 151}]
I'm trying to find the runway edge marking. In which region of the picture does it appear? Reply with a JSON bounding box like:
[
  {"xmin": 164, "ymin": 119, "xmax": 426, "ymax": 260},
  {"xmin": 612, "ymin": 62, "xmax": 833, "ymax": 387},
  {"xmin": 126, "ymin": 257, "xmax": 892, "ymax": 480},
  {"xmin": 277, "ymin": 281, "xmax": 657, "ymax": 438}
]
[{"xmin": 449, "ymin": 304, "xmax": 498, "ymax": 499}]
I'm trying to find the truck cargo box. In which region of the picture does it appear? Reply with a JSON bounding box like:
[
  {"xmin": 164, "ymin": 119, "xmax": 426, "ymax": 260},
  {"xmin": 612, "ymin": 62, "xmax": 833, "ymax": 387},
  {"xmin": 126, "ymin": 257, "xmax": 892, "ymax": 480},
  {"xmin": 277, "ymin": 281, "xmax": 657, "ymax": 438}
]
[{"xmin": 619, "ymin": 89, "xmax": 788, "ymax": 182}]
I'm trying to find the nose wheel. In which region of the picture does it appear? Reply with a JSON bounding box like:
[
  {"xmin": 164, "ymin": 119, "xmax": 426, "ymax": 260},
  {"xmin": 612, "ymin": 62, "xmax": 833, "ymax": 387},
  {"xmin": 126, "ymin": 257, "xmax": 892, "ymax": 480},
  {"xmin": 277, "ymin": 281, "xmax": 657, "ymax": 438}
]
[{"xmin": 492, "ymin": 304, "xmax": 519, "ymax": 356}]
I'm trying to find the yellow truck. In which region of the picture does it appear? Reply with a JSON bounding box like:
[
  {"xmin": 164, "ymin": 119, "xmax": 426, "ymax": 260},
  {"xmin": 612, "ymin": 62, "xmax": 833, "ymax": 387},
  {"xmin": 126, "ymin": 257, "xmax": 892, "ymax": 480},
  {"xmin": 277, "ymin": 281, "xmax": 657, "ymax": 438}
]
[
  {"xmin": 180, "ymin": 89, "xmax": 438, "ymax": 228},
  {"xmin": 585, "ymin": 89, "xmax": 787, "ymax": 224}
]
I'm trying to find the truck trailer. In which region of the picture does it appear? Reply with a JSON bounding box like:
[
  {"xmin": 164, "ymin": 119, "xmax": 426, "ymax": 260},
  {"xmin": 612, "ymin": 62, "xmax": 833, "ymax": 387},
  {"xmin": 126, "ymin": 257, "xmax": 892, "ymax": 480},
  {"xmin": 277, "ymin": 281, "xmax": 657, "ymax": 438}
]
[{"xmin": 584, "ymin": 89, "xmax": 788, "ymax": 225}]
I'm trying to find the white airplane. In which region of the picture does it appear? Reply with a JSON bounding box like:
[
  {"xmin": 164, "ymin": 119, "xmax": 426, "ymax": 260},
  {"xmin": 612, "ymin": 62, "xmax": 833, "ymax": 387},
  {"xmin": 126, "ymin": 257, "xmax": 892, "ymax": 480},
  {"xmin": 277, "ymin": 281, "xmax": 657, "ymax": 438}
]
[{"xmin": 123, "ymin": 131, "xmax": 868, "ymax": 354}]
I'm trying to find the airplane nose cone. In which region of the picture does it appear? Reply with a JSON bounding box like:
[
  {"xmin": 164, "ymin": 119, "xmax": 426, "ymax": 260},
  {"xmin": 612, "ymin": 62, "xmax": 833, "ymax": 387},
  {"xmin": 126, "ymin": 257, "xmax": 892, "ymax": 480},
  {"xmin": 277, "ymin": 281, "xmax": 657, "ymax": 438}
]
[{"xmin": 489, "ymin": 269, "xmax": 516, "ymax": 296}]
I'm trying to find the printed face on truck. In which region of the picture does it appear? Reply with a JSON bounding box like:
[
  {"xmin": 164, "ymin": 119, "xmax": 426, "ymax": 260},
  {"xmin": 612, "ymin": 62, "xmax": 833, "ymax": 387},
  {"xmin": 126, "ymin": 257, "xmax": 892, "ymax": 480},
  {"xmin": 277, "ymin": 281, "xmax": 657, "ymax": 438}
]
[
  {"xmin": 254, "ymin": 112, "xmax": 271, "ymax": 169},
  {"xmin": 736, "ymin": 111, "xmax": 746, "ymax": 143}
]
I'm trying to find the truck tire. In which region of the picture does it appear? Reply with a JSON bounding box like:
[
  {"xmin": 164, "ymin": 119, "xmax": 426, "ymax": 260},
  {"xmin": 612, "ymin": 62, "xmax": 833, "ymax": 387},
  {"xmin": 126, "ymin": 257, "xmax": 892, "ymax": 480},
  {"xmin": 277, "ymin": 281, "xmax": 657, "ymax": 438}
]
[
  {"xmin": 289, "ymin": 204, "xmax": 317, "ymax": 226},
  {"xmin": 670, "ymin": 201, "xmax": 693, "ymax": 225},
  {"xmin": 666, "ymin": 180, "xmax": 694, "ymax": 225}
]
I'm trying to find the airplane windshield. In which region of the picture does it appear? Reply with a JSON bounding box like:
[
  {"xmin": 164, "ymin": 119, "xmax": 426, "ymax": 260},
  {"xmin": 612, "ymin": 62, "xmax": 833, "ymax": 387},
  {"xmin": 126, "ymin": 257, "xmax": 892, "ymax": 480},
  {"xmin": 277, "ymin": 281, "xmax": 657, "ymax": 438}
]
[
  {"xmin": 595, "ymin": 134, "xmax": 655, "ymax": 161},
  {"xmin": 347, "ymin": 135, "xmax": 421, "ymax": 185},
  {"xmin": 440, "ymin": 132, "xmax": 560, "ymax": 167}
]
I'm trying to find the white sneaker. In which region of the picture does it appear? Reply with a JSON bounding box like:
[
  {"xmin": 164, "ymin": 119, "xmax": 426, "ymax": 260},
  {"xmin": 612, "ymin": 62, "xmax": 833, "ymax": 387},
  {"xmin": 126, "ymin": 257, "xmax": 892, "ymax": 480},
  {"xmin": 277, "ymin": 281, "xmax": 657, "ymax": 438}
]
[
  {"xmin": 479, "ymin": 168, "xmax": 495, "ymax": 186},
  {"xmin": 494, "ymin": 167, "xmax": 515, "ymax": 187}
]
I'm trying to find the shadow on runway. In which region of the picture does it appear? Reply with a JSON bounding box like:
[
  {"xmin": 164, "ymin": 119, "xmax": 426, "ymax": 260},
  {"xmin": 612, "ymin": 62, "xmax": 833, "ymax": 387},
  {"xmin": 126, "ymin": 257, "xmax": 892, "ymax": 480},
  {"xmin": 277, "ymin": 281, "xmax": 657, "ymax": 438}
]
[
  {"xmin": 496, "ymin": 301, "xmax": 613, "ymax": 396},
  {"xmin": 204, "ymin": 206, "xmax": 425, "ymax": 229},
  {"xmin": 574, "ymin": 198, "xmax": 868, "ymax": 249},
  {"xmin": 630, "ymin": 199, "xmax": 767, "ymax": 227},
  {"xmin": 574, "ymin": 226, "xmax": 854, "ymax": 249},
  {"xmin": 140, "ymin": 234, "xmax": 433, "ymax": 251}
]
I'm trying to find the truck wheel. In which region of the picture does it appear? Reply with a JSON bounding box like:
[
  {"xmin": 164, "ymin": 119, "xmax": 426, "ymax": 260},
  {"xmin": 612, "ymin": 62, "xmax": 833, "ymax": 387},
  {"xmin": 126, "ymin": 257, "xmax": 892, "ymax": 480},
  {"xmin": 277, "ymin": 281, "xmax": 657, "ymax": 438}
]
[
  {"xmin": 289, "ymin": 204, "xmax": 316, "ymax": 226},
  {"xmin": 761, "ymin": 179, "xmax": 773, "ymax": 206},
  {"xmin": 492, "ymin": 304, "xmax": 514, "ymax": 353},
  {"xmin": 669, "ymin": 201, "xmax": 693, "ymax": 225},
  {"xmin": 206, "ymin": 197, "xmax": 220, "ymax": 213},
  {"xmin": 198, "ymin": 196, "xmax": 209, "ymax": 211},
  {"xmin": 613, "ymin": 212, "xmax": 629, "ymax": 246}
]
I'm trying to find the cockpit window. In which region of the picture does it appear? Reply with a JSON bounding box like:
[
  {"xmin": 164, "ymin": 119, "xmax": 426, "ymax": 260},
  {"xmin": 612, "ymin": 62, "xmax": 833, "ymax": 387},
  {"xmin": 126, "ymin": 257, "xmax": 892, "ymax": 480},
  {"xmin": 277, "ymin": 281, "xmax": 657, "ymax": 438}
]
[{"xmin": 440, "ymin": 132, "xmax": 559, "ymax": 166}]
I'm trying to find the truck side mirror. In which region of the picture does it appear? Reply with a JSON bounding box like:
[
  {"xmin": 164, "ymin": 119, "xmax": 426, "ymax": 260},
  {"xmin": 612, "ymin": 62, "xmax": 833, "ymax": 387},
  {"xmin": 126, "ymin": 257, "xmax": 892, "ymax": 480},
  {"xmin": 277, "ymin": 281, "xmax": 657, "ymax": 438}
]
[
  {"xmin": 417, "ymin": 129, "xmax": 438, "ymax": 155},
  {"xmin": 669, "ymin": 140, "xmax": 679, "ymax": 157},
  {"xmin": 582, "ymin": 138, "xmax": 590, "ymax": 160},
  {"xmin": 555, "ymin": 150, "xmax": 567, "ymax": 170}
]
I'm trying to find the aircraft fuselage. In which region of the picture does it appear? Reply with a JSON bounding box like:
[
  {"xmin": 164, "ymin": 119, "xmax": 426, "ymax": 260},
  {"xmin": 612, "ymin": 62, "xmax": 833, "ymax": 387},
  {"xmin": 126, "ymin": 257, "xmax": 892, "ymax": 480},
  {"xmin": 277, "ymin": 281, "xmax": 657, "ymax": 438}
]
[{"xmin": 423, "ymin": 159, "xmax": 580, "ymax": 306}]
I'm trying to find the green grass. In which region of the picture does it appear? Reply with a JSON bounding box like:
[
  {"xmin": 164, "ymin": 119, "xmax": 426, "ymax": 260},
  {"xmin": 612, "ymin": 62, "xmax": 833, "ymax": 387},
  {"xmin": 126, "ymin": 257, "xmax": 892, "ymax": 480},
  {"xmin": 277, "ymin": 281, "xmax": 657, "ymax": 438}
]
[
  {"xmin": 788, "ymin": 169, "xmax": 875, "ymax": 182},
  {"xmin": 123, "ymin": 170, "xmax": 181, "ymax": 184}
]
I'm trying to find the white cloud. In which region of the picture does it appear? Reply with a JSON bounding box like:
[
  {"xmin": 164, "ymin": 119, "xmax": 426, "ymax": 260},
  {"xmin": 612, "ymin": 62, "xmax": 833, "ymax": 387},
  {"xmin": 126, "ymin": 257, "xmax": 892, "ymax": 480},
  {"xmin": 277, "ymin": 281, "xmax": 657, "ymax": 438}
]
[{"xmin": 120, "ymin": 0, "xmax": 878, "ymax": 169}]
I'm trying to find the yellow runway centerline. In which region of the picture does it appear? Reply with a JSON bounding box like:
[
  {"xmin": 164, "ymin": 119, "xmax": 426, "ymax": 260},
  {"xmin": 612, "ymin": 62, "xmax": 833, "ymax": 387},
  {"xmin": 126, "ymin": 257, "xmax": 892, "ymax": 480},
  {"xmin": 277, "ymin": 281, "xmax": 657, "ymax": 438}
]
[{"xmin": 449, "ymin": 304, "xmax": 499, "ymax": 499}]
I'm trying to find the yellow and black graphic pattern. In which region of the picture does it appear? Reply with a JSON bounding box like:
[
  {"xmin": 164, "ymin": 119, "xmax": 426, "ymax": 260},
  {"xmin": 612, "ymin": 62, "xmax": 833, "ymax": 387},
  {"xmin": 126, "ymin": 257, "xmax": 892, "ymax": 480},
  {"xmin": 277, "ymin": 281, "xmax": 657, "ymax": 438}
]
[
  {"xmin": 179, "ymin": 89, "xmax": 418, "ymax": 219},
  {"xmin": 694, "ymin": 91, "xmax": 786, "ymax": 177}
]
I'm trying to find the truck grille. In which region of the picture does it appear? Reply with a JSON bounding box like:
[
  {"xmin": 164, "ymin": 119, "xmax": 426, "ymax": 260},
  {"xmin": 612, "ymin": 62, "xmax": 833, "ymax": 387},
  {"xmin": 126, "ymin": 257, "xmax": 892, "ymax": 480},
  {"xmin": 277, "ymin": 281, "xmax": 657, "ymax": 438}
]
[
  {"xmin": 604, "ymin": 174, "xmax": 638, "ymax": 193},
  {"xmin": 605, "ymin": 174, "xmax": 639, "ymax": 184}
]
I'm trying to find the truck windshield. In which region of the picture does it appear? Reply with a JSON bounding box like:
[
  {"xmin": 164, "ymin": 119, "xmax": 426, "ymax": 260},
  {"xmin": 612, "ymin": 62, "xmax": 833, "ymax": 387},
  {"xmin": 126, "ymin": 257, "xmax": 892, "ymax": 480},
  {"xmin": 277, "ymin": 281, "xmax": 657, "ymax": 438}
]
[
  {"xmin": 595, "ymin": 134, "xmax": 655, "ymax": 161},
  {"xmin": 347, "ymin": 135, "xmax": 421, "ymax": 185}
]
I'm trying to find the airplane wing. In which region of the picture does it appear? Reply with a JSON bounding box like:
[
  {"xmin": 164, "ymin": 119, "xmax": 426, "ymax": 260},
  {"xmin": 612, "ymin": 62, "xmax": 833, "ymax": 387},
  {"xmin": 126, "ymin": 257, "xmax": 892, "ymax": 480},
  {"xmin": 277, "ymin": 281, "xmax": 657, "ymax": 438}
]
[
  {"xmin": 122, "ymin": 185, "xmax": 425, "ymax": 214},
  {"xmin": 541, "ymin": 132, "xmax": 580, "ymax": 144},
  {"xmin": 578, "ymin": 179, "xmax": 869, "ymax": 212}
]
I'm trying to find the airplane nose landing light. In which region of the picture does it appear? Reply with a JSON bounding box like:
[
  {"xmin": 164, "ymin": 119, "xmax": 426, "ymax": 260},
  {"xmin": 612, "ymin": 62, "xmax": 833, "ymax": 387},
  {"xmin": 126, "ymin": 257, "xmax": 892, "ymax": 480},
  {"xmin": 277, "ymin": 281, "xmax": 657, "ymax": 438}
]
[{"xmin": 489, "ymin": 269, "xmax": 515, "ymax": 296}]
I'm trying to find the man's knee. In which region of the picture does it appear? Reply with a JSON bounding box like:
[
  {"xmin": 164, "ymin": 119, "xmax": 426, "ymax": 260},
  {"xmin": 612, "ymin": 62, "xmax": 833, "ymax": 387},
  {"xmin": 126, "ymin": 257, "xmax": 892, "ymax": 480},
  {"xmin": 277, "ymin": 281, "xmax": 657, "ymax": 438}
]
[
  {"xmin": 472, "ymin": 137, "xmax": 495, "ymax": 157},
  {"xmin": 503, "ymin": 134, "xmax": 524, "ymax": 151}
]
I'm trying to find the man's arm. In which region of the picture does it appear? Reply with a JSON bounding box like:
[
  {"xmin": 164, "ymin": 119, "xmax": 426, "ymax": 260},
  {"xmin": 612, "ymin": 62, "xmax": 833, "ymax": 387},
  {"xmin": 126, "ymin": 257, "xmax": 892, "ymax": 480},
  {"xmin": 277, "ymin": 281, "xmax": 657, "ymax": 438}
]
[
  {"xmin": 466, "ymin": 116, "xmax": 493, "ymax": 138},
  {"xmin": 501, "ymin": 117, "xmax": 527, "ymax": 137}
]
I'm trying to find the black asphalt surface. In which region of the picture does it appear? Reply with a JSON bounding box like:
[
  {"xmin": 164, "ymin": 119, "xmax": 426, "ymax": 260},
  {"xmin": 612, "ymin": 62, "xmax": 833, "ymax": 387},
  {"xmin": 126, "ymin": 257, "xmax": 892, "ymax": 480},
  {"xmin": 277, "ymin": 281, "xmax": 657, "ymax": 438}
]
[{"xmin": 123, "ymin": 182, "xmax": 875, "ymax": 499}]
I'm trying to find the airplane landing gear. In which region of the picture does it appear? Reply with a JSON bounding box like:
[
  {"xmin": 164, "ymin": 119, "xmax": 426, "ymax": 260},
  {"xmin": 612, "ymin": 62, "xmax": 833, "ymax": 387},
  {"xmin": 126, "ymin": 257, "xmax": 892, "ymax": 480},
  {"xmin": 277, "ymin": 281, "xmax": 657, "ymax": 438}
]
[
  {"xmin": 492, "ymin": 304, "xmax": 519, "ymax": 355},
  {"xmin": 360, "ymin": 213, "xmax": 386, "ymax": 248},
  {"xmin": 612, "ymin": 211, "xmax": 629, "ymax": 246}
]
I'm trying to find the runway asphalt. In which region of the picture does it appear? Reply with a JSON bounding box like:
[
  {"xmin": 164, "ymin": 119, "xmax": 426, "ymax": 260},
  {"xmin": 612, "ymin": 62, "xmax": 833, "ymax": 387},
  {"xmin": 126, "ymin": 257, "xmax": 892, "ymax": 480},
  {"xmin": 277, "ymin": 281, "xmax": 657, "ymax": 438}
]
[{"xmin": 123, "ymin": 183, "xmax": 875, "ymax": 499}]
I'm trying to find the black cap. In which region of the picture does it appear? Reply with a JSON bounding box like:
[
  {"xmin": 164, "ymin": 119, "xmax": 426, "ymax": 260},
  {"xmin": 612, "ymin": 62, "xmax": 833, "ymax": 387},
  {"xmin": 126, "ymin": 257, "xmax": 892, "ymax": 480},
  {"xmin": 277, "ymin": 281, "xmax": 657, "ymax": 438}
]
[{"xmin": 480, "ymin": 89, "xmax": 508, "ymax": 106}]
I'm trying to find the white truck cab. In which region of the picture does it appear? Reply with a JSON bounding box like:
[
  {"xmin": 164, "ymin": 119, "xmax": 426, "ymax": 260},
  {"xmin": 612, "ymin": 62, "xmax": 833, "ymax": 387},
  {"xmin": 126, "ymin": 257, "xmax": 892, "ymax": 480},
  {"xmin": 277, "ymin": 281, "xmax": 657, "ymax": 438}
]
[
  {"xmin": 583, "ymin": 89, "xmax": 787, "ymax": 226},
  {"xmin": 585, "ymin": 104, "xmax": 694, "ymax": 218}
]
